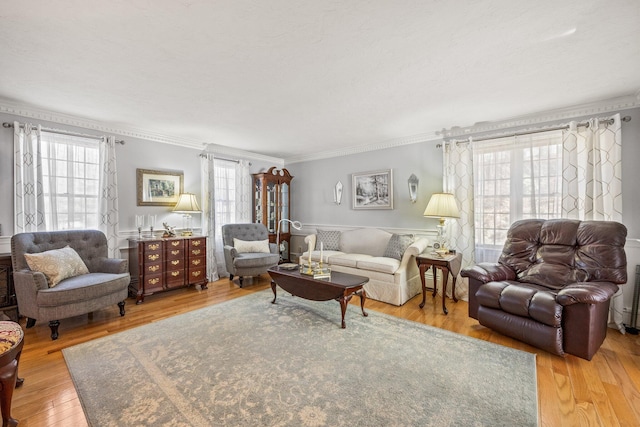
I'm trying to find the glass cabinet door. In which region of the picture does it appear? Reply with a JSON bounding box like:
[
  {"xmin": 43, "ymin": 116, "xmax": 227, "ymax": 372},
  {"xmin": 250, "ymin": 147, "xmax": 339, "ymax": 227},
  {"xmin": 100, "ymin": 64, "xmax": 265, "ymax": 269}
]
[
  {"xmin": 254, "ymin": 179, "xmax": 263, "ymax": 225},
  {"xmin": 267, "ymin": 181, "xmax": 276, "ymax": 233},
  {"xmin": 279, "ymin": 182, "xmax": 289, "ymax": 233}
]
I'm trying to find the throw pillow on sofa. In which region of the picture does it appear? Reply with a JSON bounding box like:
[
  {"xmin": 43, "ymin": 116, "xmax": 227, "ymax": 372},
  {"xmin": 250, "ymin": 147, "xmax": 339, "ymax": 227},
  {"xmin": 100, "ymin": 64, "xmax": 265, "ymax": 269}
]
[
  {"xmin": 383, "ymin": 234, "xmax": 415, "ymax": 260},
  {"xmin": 24, "ymin": 245, "xmax": 89, "ymax": 287},
  {"xmin": 316, "ymin": 229, "xmax": 341, "ymax": 250}
]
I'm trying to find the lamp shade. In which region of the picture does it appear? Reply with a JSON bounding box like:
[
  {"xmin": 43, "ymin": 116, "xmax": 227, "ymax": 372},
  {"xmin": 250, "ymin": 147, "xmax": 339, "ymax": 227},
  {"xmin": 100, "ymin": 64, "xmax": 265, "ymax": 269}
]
[
  {"xmin": 172, "ymin": 193, "xmax": 201, "ymax": 213},
  {"xmin": 423, "ymin": 193, "xmax": 460, "ymax": 219}
]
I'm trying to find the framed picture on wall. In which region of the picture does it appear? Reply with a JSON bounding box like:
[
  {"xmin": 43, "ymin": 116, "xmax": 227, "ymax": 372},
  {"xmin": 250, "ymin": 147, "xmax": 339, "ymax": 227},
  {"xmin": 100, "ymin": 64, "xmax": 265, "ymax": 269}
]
[
  {"xmin": 136, "ymin": 169, "xmax": 184, "ymax": 206},
  {"xmin": 352, "ymin": 169, "xmax": 393, "ymax": 210}
]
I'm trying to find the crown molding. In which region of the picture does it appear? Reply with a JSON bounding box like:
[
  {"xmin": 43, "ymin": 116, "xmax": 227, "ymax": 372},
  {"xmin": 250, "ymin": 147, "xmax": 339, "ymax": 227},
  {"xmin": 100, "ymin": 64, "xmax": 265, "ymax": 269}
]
[
  {"xmin": 284, "ymin": 130, "xmax": 440, "ymax": 164},
  {"xmin": 202, "ymin": 143, "xmax": 284, "ymax": 166},
  {"xmin": 439, "ymin": 94, "xmax": 639, "ymax": 139}
]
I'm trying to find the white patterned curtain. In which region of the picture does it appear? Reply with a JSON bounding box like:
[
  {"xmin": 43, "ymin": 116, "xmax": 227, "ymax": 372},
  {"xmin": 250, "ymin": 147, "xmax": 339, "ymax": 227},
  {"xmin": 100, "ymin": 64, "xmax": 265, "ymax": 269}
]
[
  {"xmin": 98, "ymin": 136, "xmax": 120, "ymax": 258},
  {"xmin": 201, "ymin": 153, "xmax": 220, "ymax": 282},
  {"xmin": 442, "ymin": 140, "xmax": 475, "ymax": 301},
  {"xmin": 562, "ymin": 113, "xmax": 625, "ymax": 332},
  {"xmin": 14, "ymin": 122, "xmax": 46, "ymax": 232},
  {"xmin": 235, "ymin": 160, "xmax": 252, "ymax": 223}
]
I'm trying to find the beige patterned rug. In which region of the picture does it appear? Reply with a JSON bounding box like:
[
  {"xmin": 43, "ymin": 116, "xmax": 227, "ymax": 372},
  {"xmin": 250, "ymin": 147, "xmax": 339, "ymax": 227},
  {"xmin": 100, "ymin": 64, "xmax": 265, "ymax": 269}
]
[{"xmin": 63, "ymin": 290, "xmax": 538, "ymax": 426}]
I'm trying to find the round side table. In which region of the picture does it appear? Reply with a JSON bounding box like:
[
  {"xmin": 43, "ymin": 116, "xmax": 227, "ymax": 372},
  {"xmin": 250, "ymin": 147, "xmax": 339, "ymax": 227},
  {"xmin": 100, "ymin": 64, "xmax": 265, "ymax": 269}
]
[{"xmin": 0, "ymin": 321, "xmax": 24, "ymax": 427}]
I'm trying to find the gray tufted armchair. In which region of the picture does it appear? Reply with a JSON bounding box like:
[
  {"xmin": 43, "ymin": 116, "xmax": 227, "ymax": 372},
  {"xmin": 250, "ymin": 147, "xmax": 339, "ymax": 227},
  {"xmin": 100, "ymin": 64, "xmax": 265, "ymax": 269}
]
[
  {"xmin": 222, "ymin": 223, "xmax": 279, "ymax": 287},
  {"xmin": 11, "ymin": 230, "xmax": 130, "ymax": 340}
]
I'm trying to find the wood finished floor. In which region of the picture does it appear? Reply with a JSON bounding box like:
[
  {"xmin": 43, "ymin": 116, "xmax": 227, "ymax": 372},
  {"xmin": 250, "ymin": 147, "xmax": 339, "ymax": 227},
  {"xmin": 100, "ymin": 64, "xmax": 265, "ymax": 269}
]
[{"xmin": 10, "ymin": 274, "xmax": 640, "ymax": 426}]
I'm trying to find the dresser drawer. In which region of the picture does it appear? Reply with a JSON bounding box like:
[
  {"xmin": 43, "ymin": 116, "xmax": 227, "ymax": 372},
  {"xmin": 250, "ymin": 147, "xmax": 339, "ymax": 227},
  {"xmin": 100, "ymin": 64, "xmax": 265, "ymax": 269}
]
[
  {"xmin": 166, "ymin": 239, "xmax": 185, "ymax": 250},
  {"xmin": 166, "ymin": 258, "xmax": 184, "ymax": 269},
  {"xmin": 144, "ymin": 274, "xmax": 163, "ymax": 292},
  {"xmin": 143, "ymin": 262, "xmax": 162, "ymax": 275},
  {"xmin": 188, "ymin": 256, "xmax": 205, "ymax": 268},
  {"xmin": 165, "ymin": 269, "xmax": 185, "ymax": 288},
  {"xmin": 189, "ymin": 237, "xmax": 206, "ymax": 249},
  {"xmin": 188, "ymin": 267, "xmax": 206, "ymax": 283},
  {"xmin": 165, "ymin": 248, "xmax": 184, "ymax": 260},
  {"xmin": 143, "ymin": 241, "xmax": 162, "ymax": 253}
]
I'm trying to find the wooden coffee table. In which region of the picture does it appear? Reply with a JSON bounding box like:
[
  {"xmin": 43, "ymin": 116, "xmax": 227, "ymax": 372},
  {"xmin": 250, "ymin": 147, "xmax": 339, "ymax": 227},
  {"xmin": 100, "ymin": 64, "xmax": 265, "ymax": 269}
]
[{"xmin": 268, "ymin": 266, "xmax": 369, "ymax": 328}]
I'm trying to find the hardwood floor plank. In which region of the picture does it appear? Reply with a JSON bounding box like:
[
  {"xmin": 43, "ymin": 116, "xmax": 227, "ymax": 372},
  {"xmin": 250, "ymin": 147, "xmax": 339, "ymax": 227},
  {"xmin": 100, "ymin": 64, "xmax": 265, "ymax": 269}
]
[{"xmin": 7, "ymin": 274, "xmax": 640, "ymax": 426}]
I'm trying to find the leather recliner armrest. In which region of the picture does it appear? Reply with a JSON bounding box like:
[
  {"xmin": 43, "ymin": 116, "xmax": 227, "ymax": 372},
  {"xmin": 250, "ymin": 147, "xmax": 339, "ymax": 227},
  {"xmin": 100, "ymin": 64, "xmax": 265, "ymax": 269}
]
[
  {"xmin": 461, "ymin": 262, "xmax": 516, "ymax": 283},
  {"xmin": 556, "ymin": 282, "xmax": 620, "ymax": 306}
]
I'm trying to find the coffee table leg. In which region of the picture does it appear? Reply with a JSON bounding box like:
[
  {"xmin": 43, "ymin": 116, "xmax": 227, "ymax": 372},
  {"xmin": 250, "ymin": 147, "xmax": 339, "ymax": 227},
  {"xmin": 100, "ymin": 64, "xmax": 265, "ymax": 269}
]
[
  {"xmin": 338, "ymin": 294, "xmax": 353, "ymax": 329},
  {"xmin": 270, "ymin": 280, "xmax": 277, "ymax": 304},
  {"xmin": 357, "ymin": 289, "xmax": 368, "ymax": 317}
]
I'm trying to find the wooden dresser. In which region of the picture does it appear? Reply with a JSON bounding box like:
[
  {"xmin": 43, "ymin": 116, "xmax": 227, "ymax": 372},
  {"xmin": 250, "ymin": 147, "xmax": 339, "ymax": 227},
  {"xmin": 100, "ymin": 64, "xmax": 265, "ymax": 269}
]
[{"xmin": 128, "ymin": 236, "xmax": 207, "ymax": 304}]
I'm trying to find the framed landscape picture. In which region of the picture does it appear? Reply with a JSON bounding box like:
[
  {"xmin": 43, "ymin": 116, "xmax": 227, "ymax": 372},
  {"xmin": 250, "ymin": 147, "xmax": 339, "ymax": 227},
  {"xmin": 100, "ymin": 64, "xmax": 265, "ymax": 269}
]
[
  {"xmin": 136, "ymin": 169, "xmax": 184, "ymax": 206},
  {"xmin": 352, "ymin": 169, "xmax": 393, "ymax": 210}
]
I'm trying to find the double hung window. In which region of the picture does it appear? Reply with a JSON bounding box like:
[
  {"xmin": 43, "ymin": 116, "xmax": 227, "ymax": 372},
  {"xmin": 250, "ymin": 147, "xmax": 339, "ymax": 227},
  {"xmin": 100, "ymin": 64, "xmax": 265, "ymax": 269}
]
[
  {"xmin": 41, "ymin": 131, "xmax": 101, "ymax": 230},
  {"xmin": 473, "ymin": 130, "xmax": 563, "ymax": 262}
]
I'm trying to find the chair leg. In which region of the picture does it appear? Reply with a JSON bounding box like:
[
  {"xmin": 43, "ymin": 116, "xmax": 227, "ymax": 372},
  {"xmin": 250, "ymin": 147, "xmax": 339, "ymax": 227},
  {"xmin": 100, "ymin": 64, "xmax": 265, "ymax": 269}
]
[
  {"xmin": 229, "ymin": 274, "xmax": 234, "ymax": 281},
  {"xmin": 49, "ymin": 320, "xmax": 60, "ymax": 340},
  {"xmin": 118, "ymin": 301, "xmax": 126, "ymax": 316},
  {"xmin": 25, "ymin": 318, "xmax": 36, "ymax": 328},
  {"xmin": 239, "ymin": 277, "xmax": 243, "ymax": 288}
]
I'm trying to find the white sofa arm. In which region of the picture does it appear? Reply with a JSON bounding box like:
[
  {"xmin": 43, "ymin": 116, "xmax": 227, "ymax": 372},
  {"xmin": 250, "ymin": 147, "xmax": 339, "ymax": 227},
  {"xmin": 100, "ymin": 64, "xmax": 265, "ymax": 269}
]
[
  {"xmin": 304, "ymin": 234, "xmax": 317, "ymax": 252},
  {"xmin": 400, "ymin": 237, "xmax": 429, "ymax": 264}
]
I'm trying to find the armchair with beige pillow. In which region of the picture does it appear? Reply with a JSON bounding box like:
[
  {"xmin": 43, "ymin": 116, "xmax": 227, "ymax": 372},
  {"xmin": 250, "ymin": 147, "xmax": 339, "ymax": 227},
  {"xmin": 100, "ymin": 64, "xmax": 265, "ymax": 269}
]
[
  {"xmin": 11, "ymin": 229, "xmax": 130, "ymax": 340},
  {"xmin": 222, "ymin": 223, "xmax": 279, "ymax": 287}
]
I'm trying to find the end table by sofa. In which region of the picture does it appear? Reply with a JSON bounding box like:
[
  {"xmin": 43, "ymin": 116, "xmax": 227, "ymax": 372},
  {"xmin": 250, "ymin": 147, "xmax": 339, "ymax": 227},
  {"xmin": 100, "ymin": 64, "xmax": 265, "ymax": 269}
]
[{"xmin": 416, "ymin": 252, "xmax": 463, "ymax": 315}]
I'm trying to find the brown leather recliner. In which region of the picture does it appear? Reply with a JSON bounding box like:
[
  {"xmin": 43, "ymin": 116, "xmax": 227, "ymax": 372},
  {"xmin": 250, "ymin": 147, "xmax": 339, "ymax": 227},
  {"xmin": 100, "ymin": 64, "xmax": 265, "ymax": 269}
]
[{"xmin": 461, "ymin": 219, "xmax": 627, "ymax": 360}]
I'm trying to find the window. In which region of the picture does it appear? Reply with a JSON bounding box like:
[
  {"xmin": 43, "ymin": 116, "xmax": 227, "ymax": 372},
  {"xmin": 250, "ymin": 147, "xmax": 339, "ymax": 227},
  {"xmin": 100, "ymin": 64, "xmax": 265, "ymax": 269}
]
[
  {"xmin": 473, "ymin": 130, "xmax": 563, "ymax": 262},
  {"xmin": 213, "ymin": 159, "xmax": 237, "ymax": 237},
  {"xmin": 41, "ymin": 131, "xmax": 101, "ymax": 230}
]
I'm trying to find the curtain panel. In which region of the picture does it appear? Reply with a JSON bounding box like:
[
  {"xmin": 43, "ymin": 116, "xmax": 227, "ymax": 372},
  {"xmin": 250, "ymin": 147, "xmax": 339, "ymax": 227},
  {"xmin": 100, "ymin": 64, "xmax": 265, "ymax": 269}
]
[
  {"xmin": 14, "ymin": 122, "xmax": 46, "ymax": 232},
  {"xmin": 98, "ymin": 136, "xmax": 120, "ymax": 257}
]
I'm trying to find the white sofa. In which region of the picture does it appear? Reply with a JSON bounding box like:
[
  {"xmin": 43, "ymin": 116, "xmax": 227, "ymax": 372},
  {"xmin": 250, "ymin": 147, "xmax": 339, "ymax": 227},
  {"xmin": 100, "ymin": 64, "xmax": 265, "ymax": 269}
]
[{"xmin": 302, "ymin": 228, "xmax": 428, "ymax": 306}]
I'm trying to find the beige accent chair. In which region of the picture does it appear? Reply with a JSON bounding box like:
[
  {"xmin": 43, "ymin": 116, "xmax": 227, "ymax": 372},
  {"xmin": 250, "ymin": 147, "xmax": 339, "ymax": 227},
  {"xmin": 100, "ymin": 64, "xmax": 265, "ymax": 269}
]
[{"xmin": 11, "ymin": 230, "xmax": 130, "ymax": 340}]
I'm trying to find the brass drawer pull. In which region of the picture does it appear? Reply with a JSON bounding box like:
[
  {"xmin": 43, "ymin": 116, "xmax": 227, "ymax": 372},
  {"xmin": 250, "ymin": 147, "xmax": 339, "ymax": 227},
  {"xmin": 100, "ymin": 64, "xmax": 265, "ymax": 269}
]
[
  {"xmin": 148, "ymin": 254, "xmax": 160, "ymax": 261},
  {"xmin": 171, "ymin": 250, "xmax": 180, "ymax": 255},
  {"xmin": 192, "ymin": 249, "xmax": 201, "ymax": 255},
  {"xmin": 149, "ymin": 243, "xmax": 160, "ymax": 250},
  {"xmin": 171, "ymin": 260, "xmax": 180, "ymax": 266},
  {"xmin": 171, "ymin": 241, "xmax": 181, "ymax": 246},
  {"xmin": 192, "ymin": 259, "xmax": 201, "ymax": 266},
  {"xmin": 193, "ymin": 241, "xmax": 201, "ymax": 246},
  {"xmin": 148, "ymin": 265, "xmax": 159, "ymax": 272},
  {"xmin": 149, "ymin": 278, "xmax": 159, "ymax": 285},
  {"xmin": 171, "ymin": 271, "xmax": 180, "ymax": 277},
  {"xmin": 192, "ymin": 271, "xmax": 201, "ymax": 277}
]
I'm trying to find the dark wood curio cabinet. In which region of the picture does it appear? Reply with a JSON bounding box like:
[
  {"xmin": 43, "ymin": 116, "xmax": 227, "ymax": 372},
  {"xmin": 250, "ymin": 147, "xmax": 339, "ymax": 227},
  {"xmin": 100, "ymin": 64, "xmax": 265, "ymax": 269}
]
[{"xmin": 252, "ymin": 167, "xmax": 293, "ymax": 261}]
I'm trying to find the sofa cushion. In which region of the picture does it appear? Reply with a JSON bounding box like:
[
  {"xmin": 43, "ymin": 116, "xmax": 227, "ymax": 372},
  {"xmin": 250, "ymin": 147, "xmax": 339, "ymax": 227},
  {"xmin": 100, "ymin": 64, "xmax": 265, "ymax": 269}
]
[
  {"xmin": 356, "ymin": 257, "xmax": 400, "ymax": 275},
  {"xmin": 383, "ymin": 234, "xmax": 414, "ymax": 260},
  {"xmin": 476, "ymin": 281, "xmax": 562, "ymax": 328},
  {"xmin": 316, "ymin": 230, "xmax": 341, "ymax": 250},
  {"xmin": 233, "ymin": 238, "xmax": 270, "ymax": 254},
  {"xmin": 339, "ymin": 228, "xmax": 392, "ymax": 257},
  {"xmin": 307, "ymin": 250, "xmax": 344, "ymax": 263},
  {"xmin": 328, "ymin": 253, "xmax": 372, "ymax": 268},
  {"xmin": 24, "ymin": 246, "xmax": 89, "ymax": 288}
]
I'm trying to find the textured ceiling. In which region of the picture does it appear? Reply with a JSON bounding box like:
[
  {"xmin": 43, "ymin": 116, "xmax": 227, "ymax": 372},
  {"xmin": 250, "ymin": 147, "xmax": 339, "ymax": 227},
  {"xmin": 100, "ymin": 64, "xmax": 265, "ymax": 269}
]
[{"xmin": 1, "ymin": 0, "xmax": 639, "ymax": 161}]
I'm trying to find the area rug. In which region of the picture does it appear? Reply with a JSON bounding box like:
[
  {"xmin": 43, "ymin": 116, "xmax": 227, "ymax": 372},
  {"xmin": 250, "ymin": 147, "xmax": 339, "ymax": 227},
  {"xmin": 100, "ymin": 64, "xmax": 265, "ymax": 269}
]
[{"xmin": 63, "ymin": 290, "xmax": 538, "ymax": 426}]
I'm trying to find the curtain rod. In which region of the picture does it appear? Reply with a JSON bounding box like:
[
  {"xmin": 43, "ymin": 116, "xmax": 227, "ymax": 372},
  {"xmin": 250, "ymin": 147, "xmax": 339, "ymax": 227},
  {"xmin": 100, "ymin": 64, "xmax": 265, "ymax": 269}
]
[
  {"xmin": 2, "ymin": 122, "xmax": 125, "ymax": 145},
  {"xmin": 198, "ymin": 153, "xmax": 241, "ymax": 163},
  {"xmin": 437, "ymin": 115, "xmax": 631, "ymax": 147}
]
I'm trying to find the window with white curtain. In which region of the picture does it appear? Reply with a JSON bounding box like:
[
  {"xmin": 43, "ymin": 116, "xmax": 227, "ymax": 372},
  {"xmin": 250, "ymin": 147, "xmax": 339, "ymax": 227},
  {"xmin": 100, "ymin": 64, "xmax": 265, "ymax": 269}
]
[
  {"xmin": 41, "ymin": 131, "xmax": 101, "ymax": 230},
  {"xmin": 213, "ymin": 159, "xmax": 237, "ymax": 237},
  {"xmin": 473, "ymin": 130, "xmax": 563, "ymax": 262}
]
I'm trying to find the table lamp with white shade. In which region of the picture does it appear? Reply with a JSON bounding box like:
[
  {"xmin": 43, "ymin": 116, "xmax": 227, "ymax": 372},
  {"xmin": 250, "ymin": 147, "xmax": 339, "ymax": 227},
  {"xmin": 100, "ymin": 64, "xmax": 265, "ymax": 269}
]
[
  {"xmin": 172, "ymin": 193, "xmax": 201, "ymax": 236},
  {"xmin": 423, "ymin": 192, "xmax": 460, "ymax": 253}
]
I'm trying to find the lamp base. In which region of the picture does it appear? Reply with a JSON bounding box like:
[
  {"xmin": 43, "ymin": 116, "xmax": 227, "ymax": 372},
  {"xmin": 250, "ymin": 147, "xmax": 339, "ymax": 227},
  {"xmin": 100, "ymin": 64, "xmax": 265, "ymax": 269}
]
[{"xmin": 180, "ymin": 230, "xmax": 193, "ymax": 236}]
